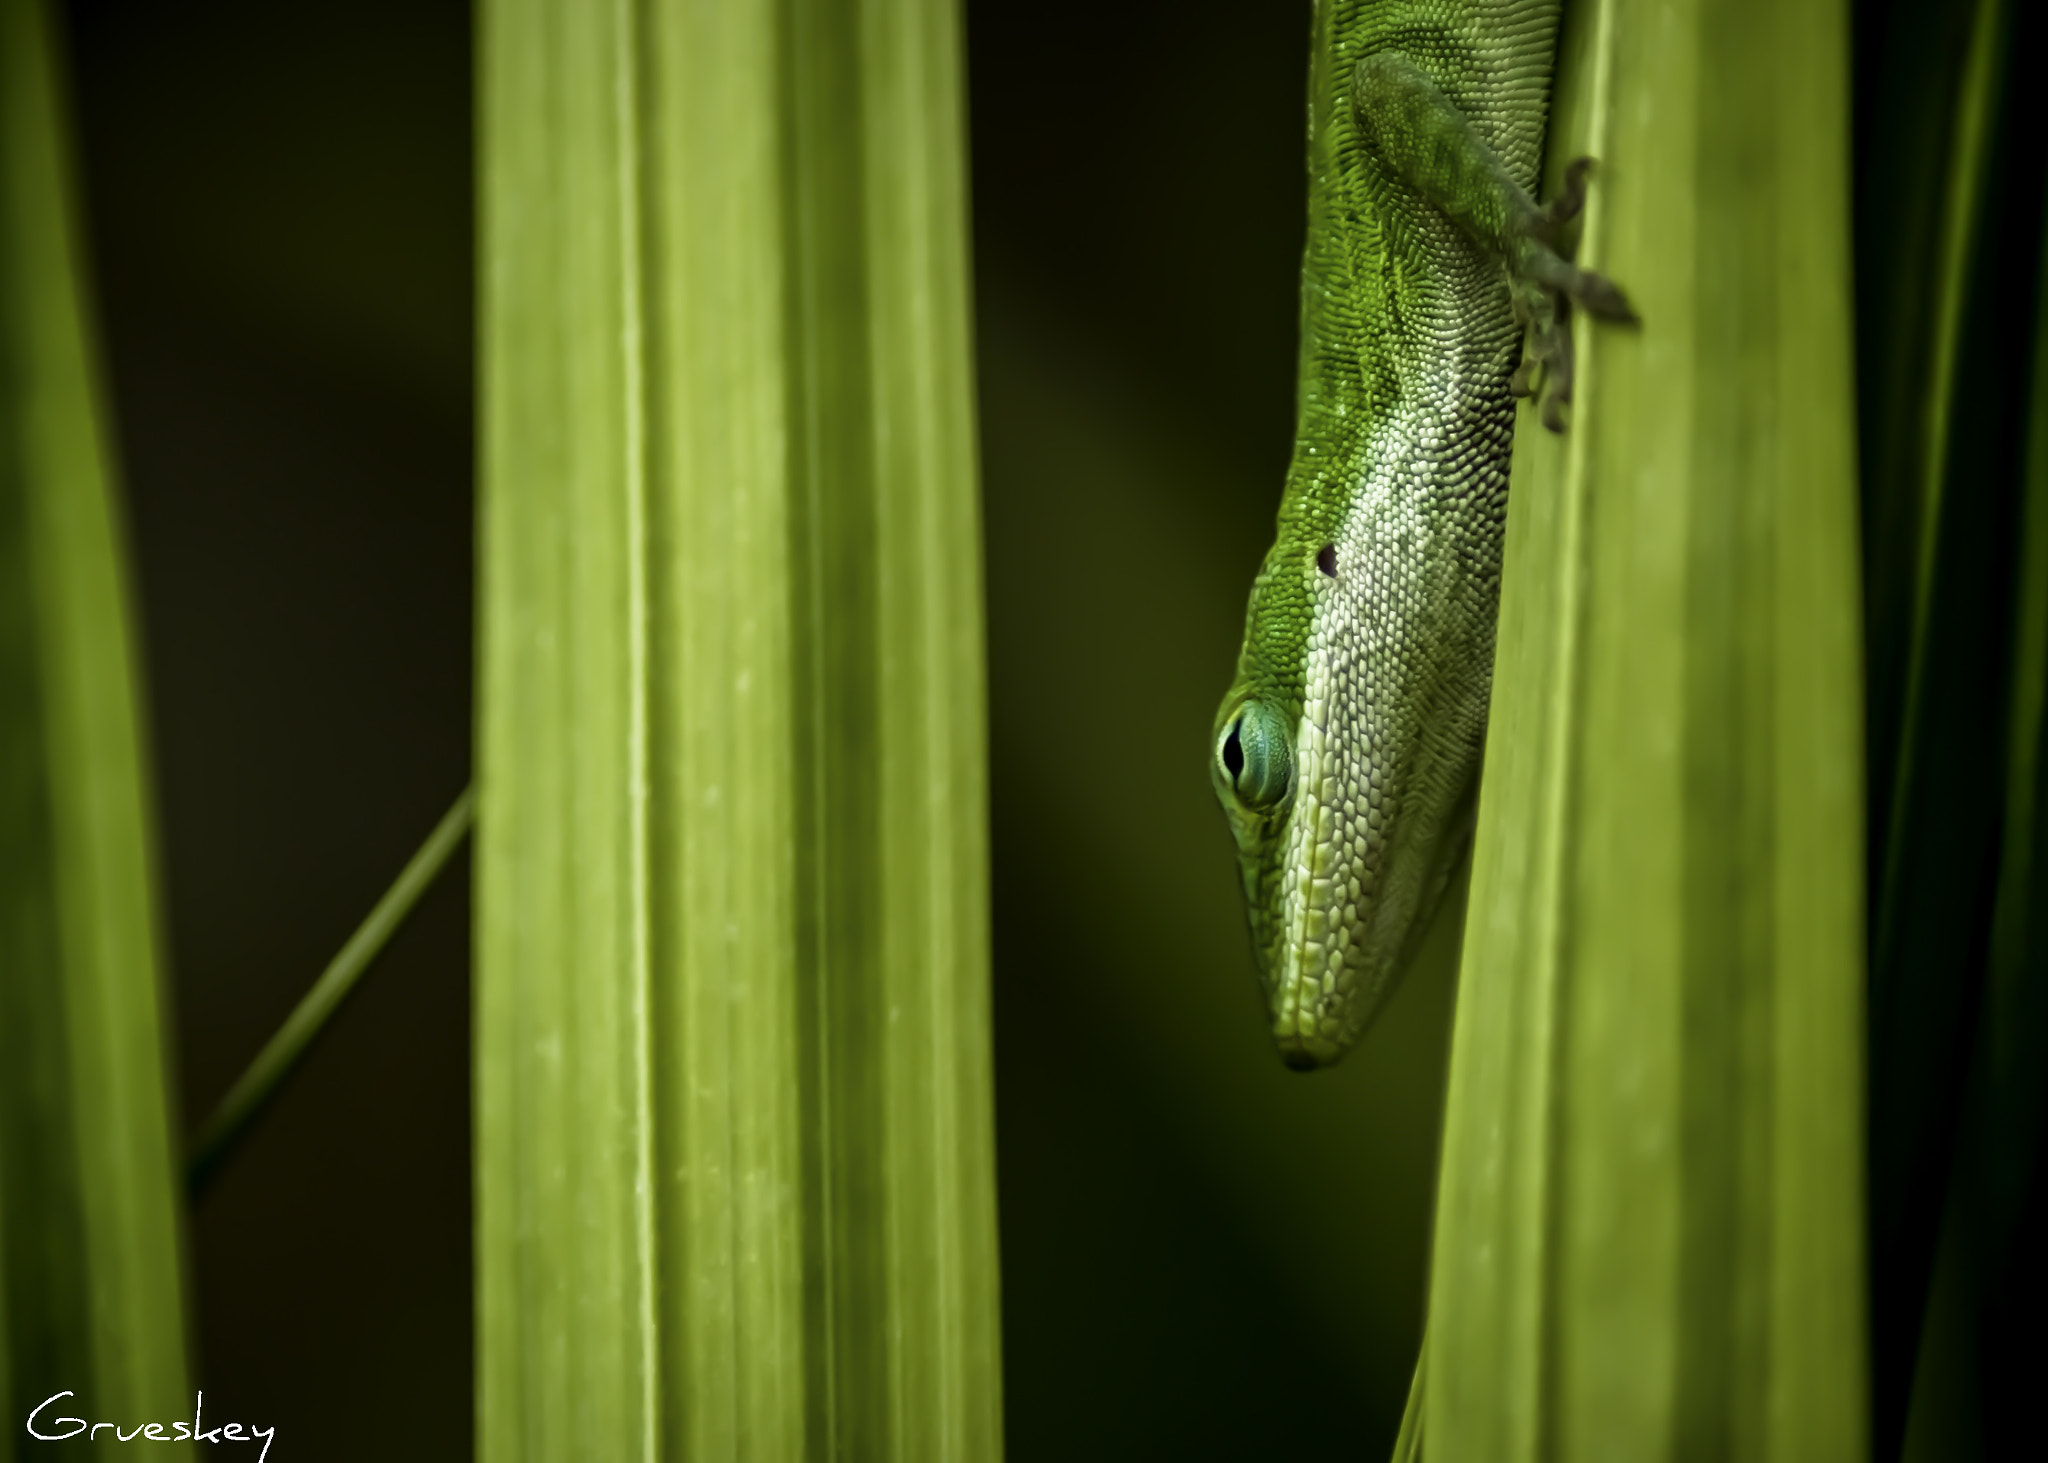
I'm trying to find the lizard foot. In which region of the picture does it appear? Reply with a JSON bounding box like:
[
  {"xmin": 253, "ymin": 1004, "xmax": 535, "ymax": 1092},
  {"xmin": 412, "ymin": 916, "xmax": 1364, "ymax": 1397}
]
[{"xmin": 1506, "ymin": 157, "xmax": 1636, "ymax": 432}]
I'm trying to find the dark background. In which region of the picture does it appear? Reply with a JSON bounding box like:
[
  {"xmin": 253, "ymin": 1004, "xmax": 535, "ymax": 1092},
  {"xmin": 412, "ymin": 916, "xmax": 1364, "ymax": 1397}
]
[{"xmin": 56, "ymin": 2, "xmax": 1457, "ymax": 1458}]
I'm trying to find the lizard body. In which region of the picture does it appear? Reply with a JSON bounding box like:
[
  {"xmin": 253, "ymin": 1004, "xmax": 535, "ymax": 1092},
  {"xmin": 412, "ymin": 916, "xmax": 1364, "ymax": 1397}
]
[{"xmin": 1210, "ymin": 0, "xmax": 1630, "ymax": 1069}]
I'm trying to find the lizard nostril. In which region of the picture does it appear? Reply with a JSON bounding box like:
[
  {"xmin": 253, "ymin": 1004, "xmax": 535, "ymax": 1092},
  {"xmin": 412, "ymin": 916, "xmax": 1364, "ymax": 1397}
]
[
  {"xmin": 1316, "ymin": 544, "xmax": 1338, "ymax": 577},
  {"xmin": 1281, "ymin": 1050, "xmax": 1320, "ymax": 1073}
]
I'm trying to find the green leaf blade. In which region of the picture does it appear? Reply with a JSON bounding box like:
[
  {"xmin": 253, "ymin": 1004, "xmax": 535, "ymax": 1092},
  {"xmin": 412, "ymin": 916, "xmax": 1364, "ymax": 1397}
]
[
  {"xmin": 1422, "ymin": 0, "xmax": 1867, "ymax": 1457},
  {"xmin": 476, "ymin": 2, "xmax": 1002, "ymax": 1458},
  {"xmin": 0, "ymin": 0, "xmax": 192, "ymax": 1448}
]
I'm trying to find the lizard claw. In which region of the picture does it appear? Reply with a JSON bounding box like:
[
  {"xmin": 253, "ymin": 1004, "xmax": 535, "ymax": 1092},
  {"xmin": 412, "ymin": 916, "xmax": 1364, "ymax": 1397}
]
[
  {"xmin": 1538, "ymin": 155, "xmax": 1591, "ymax": 232},
  {"xmin": 1510, "ymin": 156, "xmax": 1636, "ymax": 432}
]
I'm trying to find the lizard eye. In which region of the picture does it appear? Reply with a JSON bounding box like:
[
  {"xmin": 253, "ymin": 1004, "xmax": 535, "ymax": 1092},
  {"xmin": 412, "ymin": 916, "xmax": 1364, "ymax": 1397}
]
[{"xmin": 1218, "ymin": 702, "xmax": 1293, "ymax": 811}]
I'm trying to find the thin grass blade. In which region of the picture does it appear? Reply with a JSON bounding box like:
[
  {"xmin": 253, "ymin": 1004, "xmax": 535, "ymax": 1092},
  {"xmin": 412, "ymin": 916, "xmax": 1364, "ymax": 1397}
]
[{"xmin": 185, "ymin": 787, "xmax": 474, "ymax": 1195}]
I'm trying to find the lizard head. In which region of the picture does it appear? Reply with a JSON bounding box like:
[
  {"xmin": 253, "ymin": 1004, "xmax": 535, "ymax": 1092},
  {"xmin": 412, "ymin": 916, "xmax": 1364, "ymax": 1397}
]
[{"xmin": 1211, "ymin": 502, "xmax": 1484, "ymax": 1071}]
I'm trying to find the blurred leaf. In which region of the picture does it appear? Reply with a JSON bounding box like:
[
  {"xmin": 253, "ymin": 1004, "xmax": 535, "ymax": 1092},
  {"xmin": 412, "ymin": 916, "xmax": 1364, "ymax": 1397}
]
[
  {"xmin": 1392, "ymin": 1349, "xmax": 1424, "ymax": 1463},
  {"xmin": 1852, "ymin": 0, "xmax": 2048, "ymax": 1452},
  {"xmin": 474, "ymin": 1, "xmax": 1001, "ymax": 1459},
  {"xmin": 1895, "ymin": 91, "xmax": 2048, "ymax": 1463},
  {"xmin": 1422, "ymin": 0, "xmax": 1867, "ymax": 1457},
  {"xmin": 0, "ymin": 0, "xmax": 191, "ymax": 1450}
]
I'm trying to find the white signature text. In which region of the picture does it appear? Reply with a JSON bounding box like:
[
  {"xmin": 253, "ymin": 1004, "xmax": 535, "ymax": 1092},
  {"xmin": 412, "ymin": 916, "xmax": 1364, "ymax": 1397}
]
[{"xmin": 26, "ymin": 1392, "xmax": 275, "ymax": 1462}]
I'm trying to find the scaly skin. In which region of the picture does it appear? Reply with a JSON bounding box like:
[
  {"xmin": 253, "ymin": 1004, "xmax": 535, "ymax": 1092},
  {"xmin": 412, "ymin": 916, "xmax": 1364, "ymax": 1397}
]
[{"xmin": 1210, "ymin": 1, "xmax": 1631, "ymax": 1070}]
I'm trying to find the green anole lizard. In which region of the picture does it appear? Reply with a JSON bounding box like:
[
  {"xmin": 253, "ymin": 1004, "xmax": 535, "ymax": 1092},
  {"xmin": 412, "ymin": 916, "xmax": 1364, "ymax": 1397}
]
[{"xmin": 1210, "ymin": 1, "xmax": 1632, "ymax": 1070}]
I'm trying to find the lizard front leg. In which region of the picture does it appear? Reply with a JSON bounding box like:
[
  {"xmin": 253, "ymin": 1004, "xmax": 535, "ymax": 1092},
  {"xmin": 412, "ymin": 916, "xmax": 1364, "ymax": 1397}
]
[{"xmin": 1352, "ymin": 51, "xmax": 1635, "ymax": 431}]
